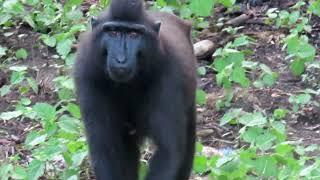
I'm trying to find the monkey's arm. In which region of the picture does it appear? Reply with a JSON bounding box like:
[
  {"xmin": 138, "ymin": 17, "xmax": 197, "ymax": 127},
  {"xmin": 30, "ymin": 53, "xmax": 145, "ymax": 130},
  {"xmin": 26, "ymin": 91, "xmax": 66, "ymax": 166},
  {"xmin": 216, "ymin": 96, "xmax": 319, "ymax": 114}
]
[{"xmin": 76, "ymin": 81, "xmax": 134, "ymax": 180}]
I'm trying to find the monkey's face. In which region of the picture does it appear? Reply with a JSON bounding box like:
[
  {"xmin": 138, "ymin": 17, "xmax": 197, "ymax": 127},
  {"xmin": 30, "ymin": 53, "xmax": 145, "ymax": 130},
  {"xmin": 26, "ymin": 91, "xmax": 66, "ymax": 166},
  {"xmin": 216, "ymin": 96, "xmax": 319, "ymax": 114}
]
[
  {"xmin": 98, "ymin": 21, "xmax": 160, "ymax": 83},
  {"xmin": 102, "ymin": 29, "xmax": 144, "ymax": 83}
]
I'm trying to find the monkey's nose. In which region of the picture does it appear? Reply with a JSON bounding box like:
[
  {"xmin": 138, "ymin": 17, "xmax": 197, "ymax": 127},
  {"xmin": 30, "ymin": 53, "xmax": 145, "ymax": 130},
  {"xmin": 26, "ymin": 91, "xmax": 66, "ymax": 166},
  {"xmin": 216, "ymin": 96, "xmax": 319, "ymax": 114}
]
[{"xmin": 115, "ymin": 56, "xmax": 126, "ymax": 64}]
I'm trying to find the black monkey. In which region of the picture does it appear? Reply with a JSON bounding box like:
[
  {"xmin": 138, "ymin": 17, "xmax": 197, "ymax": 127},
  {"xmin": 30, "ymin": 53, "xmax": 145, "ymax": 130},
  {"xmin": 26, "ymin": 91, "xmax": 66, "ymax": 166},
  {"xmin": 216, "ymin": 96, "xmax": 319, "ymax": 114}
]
[{"xmin": 74, "ymin": 0, "xmax": 197, "ymax": 179}]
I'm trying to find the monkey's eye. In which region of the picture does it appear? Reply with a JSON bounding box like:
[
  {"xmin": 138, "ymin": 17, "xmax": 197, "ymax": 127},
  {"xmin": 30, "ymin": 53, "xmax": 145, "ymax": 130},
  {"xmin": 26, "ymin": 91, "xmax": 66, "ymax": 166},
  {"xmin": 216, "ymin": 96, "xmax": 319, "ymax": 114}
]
[
  {"xmin": 128, "ymin": 31, "xmax": 139, "ymax": 38},
  {"xmin": 108, "ymin": 31, "xmax": 120, "ymax": 37}
]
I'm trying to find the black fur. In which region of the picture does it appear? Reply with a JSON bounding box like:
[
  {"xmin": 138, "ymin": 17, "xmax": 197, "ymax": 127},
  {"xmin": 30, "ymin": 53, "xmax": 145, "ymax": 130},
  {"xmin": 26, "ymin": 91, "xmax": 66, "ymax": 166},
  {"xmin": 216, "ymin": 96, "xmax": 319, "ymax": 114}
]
[{"xmin": 74, "ymin": 0, "xmax": 197, "ymax": 179}]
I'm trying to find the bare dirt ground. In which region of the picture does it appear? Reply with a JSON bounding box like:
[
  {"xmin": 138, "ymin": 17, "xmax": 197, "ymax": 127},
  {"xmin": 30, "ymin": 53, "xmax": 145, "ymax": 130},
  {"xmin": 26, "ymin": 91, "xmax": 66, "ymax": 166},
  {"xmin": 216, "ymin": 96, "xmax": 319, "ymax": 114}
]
[{"xmin": 0, "ymin": 0, "xmax": 320, "ymax": 179}]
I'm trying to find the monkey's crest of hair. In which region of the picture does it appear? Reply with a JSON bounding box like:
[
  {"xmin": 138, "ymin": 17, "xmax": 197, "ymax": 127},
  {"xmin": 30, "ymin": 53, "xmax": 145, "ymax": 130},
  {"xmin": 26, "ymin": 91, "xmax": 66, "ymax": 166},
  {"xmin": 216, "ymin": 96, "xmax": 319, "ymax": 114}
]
[{"xmin": 109, "ymin": 0, "xmax": 145, "ymax": 21}]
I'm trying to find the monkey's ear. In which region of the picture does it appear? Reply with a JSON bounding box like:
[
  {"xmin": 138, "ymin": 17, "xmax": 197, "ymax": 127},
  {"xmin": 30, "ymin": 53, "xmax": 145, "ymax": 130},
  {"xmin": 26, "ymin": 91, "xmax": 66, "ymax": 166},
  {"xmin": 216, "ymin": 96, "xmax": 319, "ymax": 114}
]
[
  {"xmin": 91, "ymin": 17, "xmax": 98, "ymax": 29},
  {"xmin": 153, "ymin": 21, "xmax": 161, "ymax": 33}
]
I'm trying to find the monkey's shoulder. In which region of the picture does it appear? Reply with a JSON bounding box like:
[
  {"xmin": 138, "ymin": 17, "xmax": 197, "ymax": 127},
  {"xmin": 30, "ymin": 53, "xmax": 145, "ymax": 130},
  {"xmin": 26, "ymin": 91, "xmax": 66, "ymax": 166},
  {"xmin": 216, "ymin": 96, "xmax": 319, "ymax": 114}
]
[{"xmin": 147, "ymin": 11, "xmax": 192, "ymax": 37}]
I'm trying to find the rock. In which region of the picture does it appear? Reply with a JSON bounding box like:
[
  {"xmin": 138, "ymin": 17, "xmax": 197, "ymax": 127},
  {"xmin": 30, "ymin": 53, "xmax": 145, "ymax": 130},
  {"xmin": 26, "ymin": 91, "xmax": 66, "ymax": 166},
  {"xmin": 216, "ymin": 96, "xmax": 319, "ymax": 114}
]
[{"xmin": 193, "ymin": 40, "xmax": 215, "ymax": 59}]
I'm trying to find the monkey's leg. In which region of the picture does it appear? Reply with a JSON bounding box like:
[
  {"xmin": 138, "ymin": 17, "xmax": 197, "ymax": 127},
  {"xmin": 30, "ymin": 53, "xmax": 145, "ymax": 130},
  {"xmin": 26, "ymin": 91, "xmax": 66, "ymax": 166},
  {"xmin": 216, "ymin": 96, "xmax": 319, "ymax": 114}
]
[
  {"xmin": 145, "ymin": 81, "xmax": 193, "ymax": 180},
  {"xmin": 177, "ymin": 105, "xmax": 196, "ymax": 180}
]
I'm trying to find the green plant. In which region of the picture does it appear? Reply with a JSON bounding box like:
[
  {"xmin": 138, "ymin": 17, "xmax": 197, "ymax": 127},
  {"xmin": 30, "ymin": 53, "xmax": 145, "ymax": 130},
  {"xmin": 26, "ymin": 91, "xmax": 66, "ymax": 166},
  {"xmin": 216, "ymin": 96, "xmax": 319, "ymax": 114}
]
[
  {"xmin": 265, "ymin": 2, "xmax": 318, "ymax": 76},
  {"xmin": 253, "ymin": 64, "xmax": 279, "ymax": 88},
  {"xmin": 288, "ymin": 90, "xmax": 318, "ymax": 112},
  {"xmin": 285, "ymin": 35, "xmax": 316, "ymax": 76},
  {"xmin": 189, "ymin": 108, "xmax": 320, "ymax": 179},
  {"xmin": 212, "ymin": 35, "xmax": 252, "ymax": 89}
]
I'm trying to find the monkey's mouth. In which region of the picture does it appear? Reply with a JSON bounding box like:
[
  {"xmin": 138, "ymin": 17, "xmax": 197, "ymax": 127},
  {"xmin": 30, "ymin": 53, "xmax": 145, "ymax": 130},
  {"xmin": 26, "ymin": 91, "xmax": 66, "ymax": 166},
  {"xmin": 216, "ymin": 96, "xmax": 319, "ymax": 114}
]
[{"xmin": 107, "ymin": 66, "xmax": 135, "ymax": 83}]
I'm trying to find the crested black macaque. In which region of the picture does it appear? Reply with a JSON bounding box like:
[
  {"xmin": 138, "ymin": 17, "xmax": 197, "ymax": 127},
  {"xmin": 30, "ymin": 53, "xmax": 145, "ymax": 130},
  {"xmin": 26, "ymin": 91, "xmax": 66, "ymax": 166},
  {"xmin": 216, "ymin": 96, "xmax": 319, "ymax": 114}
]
[{"xmin": 73, "ymin": 0, "xmax": 197, "ymax": 180}]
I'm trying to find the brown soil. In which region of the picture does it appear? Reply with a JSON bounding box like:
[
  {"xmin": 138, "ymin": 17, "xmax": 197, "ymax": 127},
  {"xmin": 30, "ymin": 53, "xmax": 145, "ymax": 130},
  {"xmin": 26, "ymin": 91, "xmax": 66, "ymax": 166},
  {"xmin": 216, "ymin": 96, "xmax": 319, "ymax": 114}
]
[{"xmin": 0, "ymin": 1, "xmax": 319, "ymax": 179}]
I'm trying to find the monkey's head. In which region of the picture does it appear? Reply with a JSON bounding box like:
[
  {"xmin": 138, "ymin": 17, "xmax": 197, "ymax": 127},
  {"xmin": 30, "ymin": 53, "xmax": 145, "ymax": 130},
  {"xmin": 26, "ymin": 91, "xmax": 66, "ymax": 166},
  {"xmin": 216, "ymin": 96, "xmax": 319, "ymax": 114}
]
[
  {"xmin": 100, "ymin": 21, "xmax": 160, "ymax": 83},
  {"xmin": 91, "ymin": 0, "xmax": 161, "ymax": 83}
]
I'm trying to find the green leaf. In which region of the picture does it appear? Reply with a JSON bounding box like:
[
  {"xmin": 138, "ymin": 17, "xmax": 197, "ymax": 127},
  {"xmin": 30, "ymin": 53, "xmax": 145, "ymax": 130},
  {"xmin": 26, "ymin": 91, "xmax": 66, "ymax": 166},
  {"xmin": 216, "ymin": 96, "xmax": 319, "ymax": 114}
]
[
  {"xmin": 33, "ymin": 103, "xmax": 56, "ymax": 121},
  {"xmin": 214, "ymin": 57, "xmax": 229, "ymax": 72},
  {"xmin": 220, "ymin": 108, "xmax": 242, "ymax": 126},
  {"xmin": 15, "ymin": 48, "xmax": 28, "ymax": 60},
  {"xmin": 214, "ymin": 52, "xmax": 245, "ymax": 72},
  {"xmin": 64, "ymin": 0, "xmax": 83, "ymax": 8},
  {"xmin": 11, "ymin": 166, "xmax": 27, "ymax": 179},
  {"xmin": 242, "ymin": 127, "xmax": 262, "ymax": 143},
  {"xmin": 275, "ymin": 144, "xmax": 294, "ymax": 156},
  {"xmin": 25, "ymin": 131, "xmax": 47, "ymax": 148},
  {"xmin": 256, "ymin": 132, "xmax": 276, "ymax": 150},
  {"xmin": 290, "ymin": 59, "xmax": 305, "ymax": 76},
  {"xmin": 196, "ymin": 21, "xmax": 209, "ymax": 29},
  {"xmin": 27, "ymin": 77, "xmax": 39, "ymax": 94},
  {"xmin": 23, "ymin": 14, "xmax": 36, "ymax": 29},
  {"xmin": 296, "ymin": 43, "xmax": 316, "ymax": 60},
  {"xmin": 260, "ymin": 64, "xmax": 273, "ymax": 74},
  {"xmin": 58, "ymin": 115, "xmax": 80, "ymax": 134},
  {"xmin": 0, "ymin": 85, "xmax": 11, "ymax": 97},
  {"xmin": 216, "ymin": 71, "xmax": 232, "ymax": 88},
  {"xmin": 300, "ymin": 162, "xmax": 320, "ymax": 177},
  {"xmin": 3, "ymin": 0, "xmax": 24, "ymax": 14},
  {"xmin": 193, "ymin": 155, "xmax": 208, "ymax": 174},
  {"xmin": 10, "ymin": 71, "xmax": 25, "ymax": 84},
  {"xmin": 273, "ymin": 109, "xmax": 288, "ymax": 120},
  {"xmin": 0, "ymin": 164, "xmax": 13, "ymax": 179},
  {"xmin": 287, "ymin": 37, "xmax": 316, "ymax": 61},
  {"xmin": 58, "ymin": 88, "xmax": 74, "ymax": 100},
  {"xmin": 20, "ymin": 98, "xmax": 31, "ymax": 105},
  {"xmin": 0, "ymin": 14, "xmax": 12, "ymax": 25},
  {"xmin": 69, "ymin": 24, "xmax": 87, "ymax": 34},
  {"xmin": 27, "ymin": 160, "xmax": 45, "ymax": 180},
  {"xmin": 41, "ymin": 34, "xmax": 56, "ymax": 47},
  {"xmin": 305, "ymin": 144, "xmax": 318, "ymax": 152},
  {"xmin": 189, "ymin": 0, "xmax": 214, "ymax": 17},
  {"xmin": 216, "ymin": 155, "xmax": 234, "ymax": 167},
  {"xmin": 71, "ymin": 151, "xmax": 88, "ymax": 167},
  {"xmin": 253, "ymin": 156, "xmax": 278, "ymax": 177},
  {"xmin": 195, "ymin": 142, "xmax": 203, "ymax": 153},
  {"xmin": 61, "ymin": 169, "xmax": 78, "ymax": 180},
  {"xmin": 217, "ymin": 0, "xmax": 236, "ymax": 8},
  {"xmin": 67, "ymin": 103, "xmax": 81, "ymax": 119},
  {"xmin": 25, "ymin": 0, "xmax": 39, "ymax": 5},
  {"xmin": 197, "ymin": 67, "xmax": 206, "ymax": 76},
  {"xmin": 0, "ymin": 45, "xmax": 7, "ymax": 57},
  {"xmin": 239, "ymin": 112, "xmax": 267, "ymax": 126},
  {"xmin": 66, "ymin": 9, "xmax": 83, "ymax": 21},
  {"xmin": 65, "ymin": 53, "xmax": 76, "ymax": 67},
  {"xmin": 196, "ymin": 89, "xmax": 206, "ymax": 105},
  {"xmin": 34, "ymin": 141, "xmax": 64, "ymax": 161},
  {"xmin": 233, "ymin": 36, "xmax": 250, "ymax": 47},
  {"xmin": 231, "ymin": 66, "xmax": 250, "ymax": 87},
  {"xmin": 289, "ymin": 94, "xmax": 312, "ymax": 105},
  {"xmin": 180, "ymin": 5, "xmax": 192, "ymax": 19},
  {"xmin": 261, "ymin": 73, "xmax": 277, "ymax": 87},
  {"xmin": 0, "ymin": 111, "xmax": 23, "ymax": 120},
  {"xmin": 288, "ymin": 11, "xmax": 299, "ymax": 24},
  {"xmin": 309, "ymin": 0, "xmax": 320, "ymax": 16},
  {"xmin": 19, "ymin": 86, "xmax": 30, "ymax": 94},
  {"xmin": 57, "ymin": 39, "xmax": 73, "ymax": 57}
]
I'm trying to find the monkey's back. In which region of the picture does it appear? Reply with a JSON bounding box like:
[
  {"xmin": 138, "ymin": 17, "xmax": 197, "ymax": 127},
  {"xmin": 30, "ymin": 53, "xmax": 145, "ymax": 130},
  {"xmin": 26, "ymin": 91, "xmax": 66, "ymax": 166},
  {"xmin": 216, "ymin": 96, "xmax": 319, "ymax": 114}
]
[
  {"xmin": 148, "ymin": 11, "xmax": 197, "ymax": 96},
  {"xmin": 148, "ymin": 11, "xmax": 194, "ymax": 56}
]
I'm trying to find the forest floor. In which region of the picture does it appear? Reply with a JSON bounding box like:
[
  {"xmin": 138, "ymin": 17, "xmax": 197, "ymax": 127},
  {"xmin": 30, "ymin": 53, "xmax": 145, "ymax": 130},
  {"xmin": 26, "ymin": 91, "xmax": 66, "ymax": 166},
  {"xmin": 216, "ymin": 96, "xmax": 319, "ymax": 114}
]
[
  {"xmin": 0, "ymin": 0, "xmax": 320, "ymax": 179},
  {"xmin": 195, "ymin": 1, "xmax": 320, "ymax": 152}
]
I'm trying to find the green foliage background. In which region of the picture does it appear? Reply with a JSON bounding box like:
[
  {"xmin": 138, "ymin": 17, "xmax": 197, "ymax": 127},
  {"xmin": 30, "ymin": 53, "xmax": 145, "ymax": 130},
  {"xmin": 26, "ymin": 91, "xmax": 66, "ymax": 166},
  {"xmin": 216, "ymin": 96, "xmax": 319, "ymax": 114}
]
[{"xmin": 0, "ymin": 0, "xmax": 320, "ymax": 179}]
